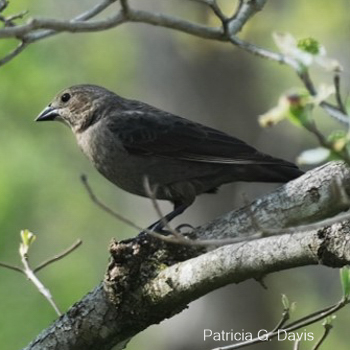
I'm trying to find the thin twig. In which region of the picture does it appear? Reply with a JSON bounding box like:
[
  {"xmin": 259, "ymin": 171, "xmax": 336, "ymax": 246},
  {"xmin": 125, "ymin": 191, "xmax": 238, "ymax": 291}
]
[
  {"xmin": 283, "ymin": 300, "xmax": 345, "ymax": 333},
  {"xmin": 231, "ymin": 0, "xmax": 244, "ymax": 21},
  {"xmin": 0, "ymin": 0, "xmax": 348, "ymax": 130},
  {"xmin": 75, "ymin": 0, "xmax": 117, "ymax": 21},
  {"xmin": 271, "ymin": 309, "xmax": 290, "ymax": 332},
  {"xmin": 142, "ymin": 176, "xmax": 183, "ymax": 239},
  {"xmin": 81, "ymin": 174, "xmax": 264, "ymax": 247},
  {"xmin": 297, "ymin": 69, "xmax": 317, "ymax": 95},
  {"xmin": 334, "ymin": 74, "xmax": 347, "ymax": 115},
  {"xmin": 120, "ymin": 0, "xmax": 129, "ymax": 14},
  {"xmin": 227, "ymin": 0, "xmax": 267, "ymax": 35},
  {"xmin": 0, "ymin": 0, "xmax": 8, "ymax": 13},
  {"xmin": 190, "ymin": 0, "xmax": 227, "ymax": 21},
  {"xmin": 0, "ymin": 0, "xmax": 121, "ymax": 65},
  {"xmin": 20, "ymin": 251, "xmax": 62, "ymax": 316},
  {"xmin": 34, "ymin": 239, "xmax": 83, "ymax": 273},
  {"xmin": 1, "ymin": 235, "xmax": 83, "ymax": 315},
  {"xmin": 0, "ymin": 0, "xmax": 346, "ymax": 131},
  {"xmin": 80, "ymin": 175, "xmax": 191, "ymax": 244},
  {"xmin": 0, "ymin": 261, "xmax": 24, "ymax": 274},
  {"xmin": 0, "ymin": 40, "xmax": 27, "ymax": 66},
  {"xmin": 312, "ymin": 323, "xmax": 333, "ymax": 350},
  {"xmin": 209, "ymin": 0, "xmax": 227, "ymax": 22},
  {"xmin": 3, "ymin": 10, "xmax": 28, "ymax": 25},
  {"xmin": 211, "ymin": 298, "xmax": 348, "ymax": 350},
  {"xmin": 81, "ymin": 175, "xmax": 152, "ymax": 232},
  {"xmin": 228, "ymin": 35, "xmax": 301, "ymax": 70},
  {"xmin": 320, "ymin": 102, "xmax": 349, "ymax": 125},
  {"xmin": 297, "ymin": 70, "xmax": 349, "ymax": 125},
  {"xmin": 304, "ymin": 121, "xmax": 350, "ymax": 163},
  {"xmin": 284, "ymin": 302, "xmax": 338, "ymax": 329},
  {"xmin": 293, "ymin": 339, "xmax": 301, "ymax": 350}
]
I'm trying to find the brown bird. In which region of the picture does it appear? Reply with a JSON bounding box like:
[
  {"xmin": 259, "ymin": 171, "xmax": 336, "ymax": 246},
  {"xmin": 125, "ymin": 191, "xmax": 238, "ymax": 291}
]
[{"xmin": 36, "ymin": 84, "xmax": 303, "ymax": 231}]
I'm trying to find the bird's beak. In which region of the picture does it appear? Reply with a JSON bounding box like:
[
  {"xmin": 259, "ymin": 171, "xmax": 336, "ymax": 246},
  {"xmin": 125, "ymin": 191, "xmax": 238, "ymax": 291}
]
[{"xmin": 35, "ymin": 106, "xmax": 59, "ymax": 121}]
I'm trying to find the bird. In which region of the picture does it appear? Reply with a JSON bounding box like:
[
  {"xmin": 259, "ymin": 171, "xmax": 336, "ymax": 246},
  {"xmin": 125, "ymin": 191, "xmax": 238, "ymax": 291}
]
[{"xmin": 36, "ymin": 84, "xmax": 304, "ymax": 232}]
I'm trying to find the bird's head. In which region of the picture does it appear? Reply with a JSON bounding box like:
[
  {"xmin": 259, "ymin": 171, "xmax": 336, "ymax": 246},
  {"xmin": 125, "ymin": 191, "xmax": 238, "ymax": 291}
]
[{"xmin": 35, "ymin": 84, "xmax": 116, "ymax": 133}]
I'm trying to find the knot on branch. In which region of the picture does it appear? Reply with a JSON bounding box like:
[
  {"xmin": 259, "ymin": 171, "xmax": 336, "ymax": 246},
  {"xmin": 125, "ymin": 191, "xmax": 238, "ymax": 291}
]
[
  {"xmin": 104, "ymin": 234, "xmax": 203, "ymax": 305},
  {"xmin": 317, "ymin": 222, "xmax": 350, "ymax": 267}
]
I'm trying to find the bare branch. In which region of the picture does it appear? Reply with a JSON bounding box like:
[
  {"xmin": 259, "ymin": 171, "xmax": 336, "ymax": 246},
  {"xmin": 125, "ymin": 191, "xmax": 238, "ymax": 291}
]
[
  {"xmin": 81, "ymin": 174, "xmax": 263, "ymax": 247},
  {"xmin": 303, "ymin": 121, "xmax": 350, "ymax": 163},
  {"xmin": 228, "ymin": 35, "xmax": 301, "ymax": 70},
  {"xmin": 227, "ymin": 0, "xmax": 267, "ymax": 34},
  {"xmin": 80, "ymin": 174, "xmax": 147, "ymax": 232},
  {"xmin": 312, "ymin": 322, "xmax": 333, "ymax": 350},
  {"xmin": 293, "ymin": 339, "xmax": 301, "ymax": 350},
  {"xmin": 271, "ymin": 309, "xmax": 290, "ymax": 332},
  {"xmin": 211, "ymin": 299, "xmax": 347, "ymax": 350},
  {"xmin": 0, "ymin": 0, "xmax": 346, "ymax": 130},
  {"xmin": 0, "ymin": 40, "xmax": 27, "ymax": 67},
  {"xmin": 334, "ymin": 73, "xmax": 347, "ymax": 115},
  {"xmin": 297, "ymin": 70, "xmax": 349, "ymax": 125},
  {"xmin": 0, "ymin": 0, "xmax": 8, "ymax": 13},
  {"xmin": 0, "ymin": 0, "xmax": 122, "ymax": 65},
  {"xmin": 0, "ymin": 261, "xmax": 23, "ymax": 274},
  {"xmin": 20, "ymin": 248, "xmax": 62, "ymax": 316},
  {"xmin": 75, "ymin": 0, "xmax": 117, "ymax": 21},
  {"xmin": 0, "ymin": 10, "xmax": 28, "ymax": 27},
  {"xmin": 24, "ymin": 219, "xmax": 350, "ymax": 350},
  {"xmin": 34, "ymin": 239, "xmax": 83, "ymax": 273},
  {"xmin": 143, "ymin": 176, "xmax": 183, "ymax": 238}
]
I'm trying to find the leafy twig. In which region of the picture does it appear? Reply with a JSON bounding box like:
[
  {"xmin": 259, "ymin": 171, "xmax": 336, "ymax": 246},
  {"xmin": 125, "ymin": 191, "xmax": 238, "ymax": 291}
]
[
  {"xmin": 0, "ymin": 231, "xmax": 83, "ymax": 316},
  {"xmin": 211, "ymin": 298, "xmax": 348, "ymax": 350},
  {"xmin": 311, "ymin": 322, "xmax": 333, "ymax": 350},
  {"xmin": 20, "ymin": 245, "xmax": 62, "ymax": 316}
]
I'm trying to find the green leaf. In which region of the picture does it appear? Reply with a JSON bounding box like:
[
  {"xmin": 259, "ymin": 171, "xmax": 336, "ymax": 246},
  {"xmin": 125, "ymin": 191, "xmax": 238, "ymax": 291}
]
[
  {"xmin": 297, "ymin": 37, "xmax": 321, "ymax": 55},
  {"xmin": 20, "ymin": 229, "xmax": 36, "ymax": 247},
  {"xmin": 281, "ymin": 294, "xmax": 290, "ymax": 309},
  {"xmin": 19, "ymin": 229, "xmax": 36, "ymax": 256},
  {"xmin": 322, "ymin": 315, "xmax": 336, "ymax": 326},
  {"xmin": 286, "ymin": 93, "xmax": 313, "ymax": 127},
  {"xmin": 340, "ymin": 267, "xmax": 350, "ymax": 299},
  {"xmin": 290, "ymin": 302, "xmax": 297, "ymax": 314}
]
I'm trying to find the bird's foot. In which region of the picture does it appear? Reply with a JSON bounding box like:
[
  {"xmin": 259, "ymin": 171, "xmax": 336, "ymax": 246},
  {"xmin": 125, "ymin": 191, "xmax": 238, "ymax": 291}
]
[{"xmin": 136, "ymin": 222, "xmax": 194, "ymax": 239}]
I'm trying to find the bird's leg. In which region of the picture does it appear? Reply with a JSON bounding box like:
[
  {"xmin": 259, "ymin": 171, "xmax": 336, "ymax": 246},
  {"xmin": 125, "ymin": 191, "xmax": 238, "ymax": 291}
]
[{"xmin": 143, "ymin": 203, "xmax": 189, "ymax": 235}]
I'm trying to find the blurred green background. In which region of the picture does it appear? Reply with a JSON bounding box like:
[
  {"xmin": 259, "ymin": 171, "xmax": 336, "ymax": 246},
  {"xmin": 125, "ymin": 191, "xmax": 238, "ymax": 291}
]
[{"xmin": 0, "ymin": 1, "xmax": 349, "ymax": 349}]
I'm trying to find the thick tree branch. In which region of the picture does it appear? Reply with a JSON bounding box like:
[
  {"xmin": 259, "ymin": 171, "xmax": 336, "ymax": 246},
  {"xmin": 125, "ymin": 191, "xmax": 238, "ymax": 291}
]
[
  {"xmin": 23, "ymin": 161, "xmax": 350, "ymax": 350},
  {"xmin": 197, "ymin": 161, "xmax": 350, "ymax": 239}
]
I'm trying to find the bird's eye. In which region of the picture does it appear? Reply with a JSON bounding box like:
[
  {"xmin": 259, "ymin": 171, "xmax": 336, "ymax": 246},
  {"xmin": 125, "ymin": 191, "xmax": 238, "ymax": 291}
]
[{"xmin": 61, "ymin": 93, "xmax": 71, "ymax": 103}]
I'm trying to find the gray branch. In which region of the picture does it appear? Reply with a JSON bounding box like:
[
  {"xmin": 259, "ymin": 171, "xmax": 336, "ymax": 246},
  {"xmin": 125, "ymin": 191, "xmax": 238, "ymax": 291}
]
[
  {"xmin": 0, "ymin": 0, "xmax": 263, "ymax": 65},
  {"xmin": 1, "ymin": 0, "xmax": 346, "ymax": 123},
  {"xmin": 23, "ymin": 161, "xmax": 350, "ymax": 350}
]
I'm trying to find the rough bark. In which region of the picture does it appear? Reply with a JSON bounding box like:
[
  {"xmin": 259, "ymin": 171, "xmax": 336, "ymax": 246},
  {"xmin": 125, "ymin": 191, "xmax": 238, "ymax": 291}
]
[{"xmin": 24, "ymin": 161, "xmax": 350, "ymax": 350}]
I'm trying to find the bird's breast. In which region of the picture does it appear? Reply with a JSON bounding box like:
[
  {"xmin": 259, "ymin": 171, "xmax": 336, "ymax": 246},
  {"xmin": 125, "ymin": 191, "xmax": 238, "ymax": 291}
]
[{"xmin": 75, "ymin": 125, "xmax": 158, "ymax": 196}]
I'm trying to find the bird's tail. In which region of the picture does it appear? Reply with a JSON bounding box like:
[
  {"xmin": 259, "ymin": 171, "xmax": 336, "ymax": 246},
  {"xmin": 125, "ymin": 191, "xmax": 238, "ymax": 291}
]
[{"xmin": 243, "ymin": 163, "xmax": 304, "ymax": 183}]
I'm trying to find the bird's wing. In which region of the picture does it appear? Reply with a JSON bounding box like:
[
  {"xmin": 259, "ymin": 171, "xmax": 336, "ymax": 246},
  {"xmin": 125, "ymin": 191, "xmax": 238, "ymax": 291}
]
[{"xmin": 107, "ymin": 110, "xmax": 293, "ymax": 166}]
